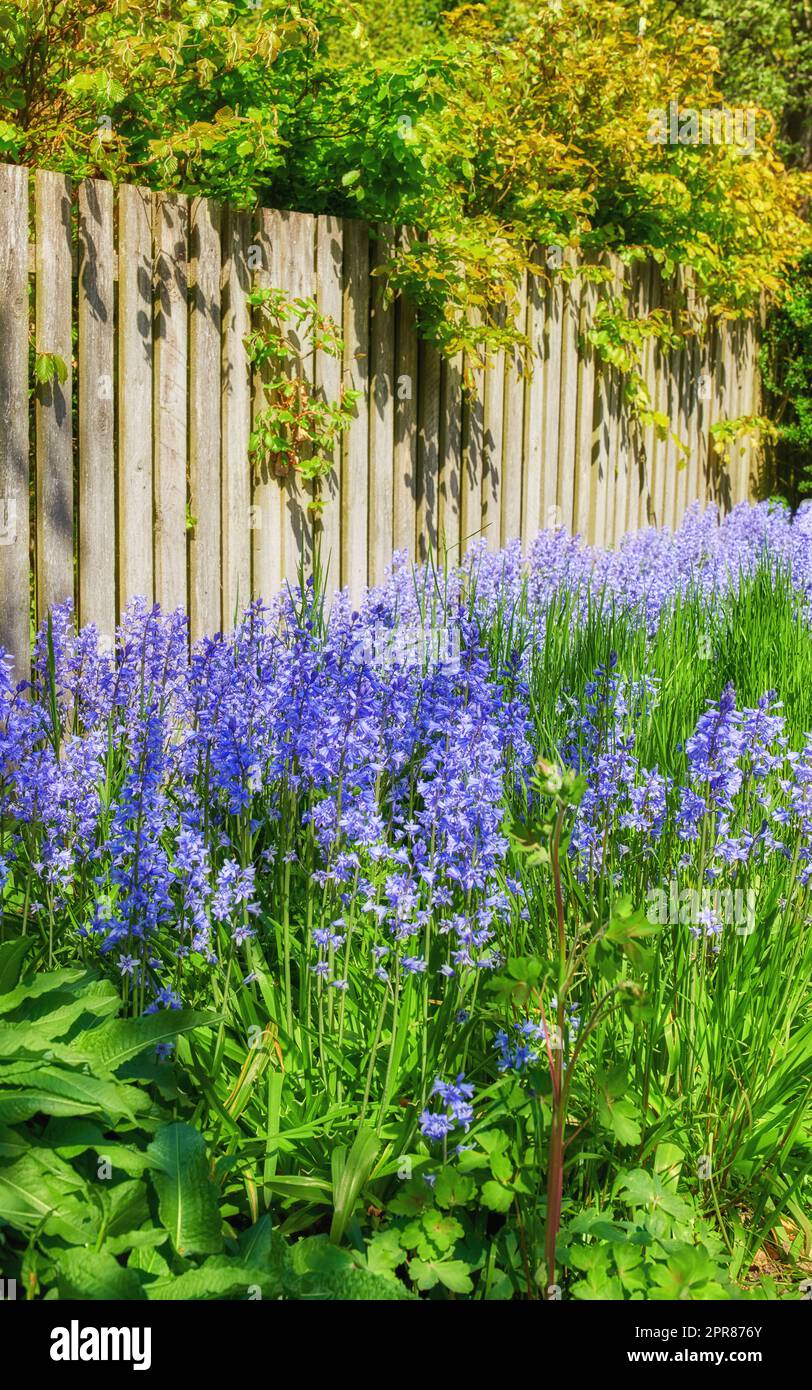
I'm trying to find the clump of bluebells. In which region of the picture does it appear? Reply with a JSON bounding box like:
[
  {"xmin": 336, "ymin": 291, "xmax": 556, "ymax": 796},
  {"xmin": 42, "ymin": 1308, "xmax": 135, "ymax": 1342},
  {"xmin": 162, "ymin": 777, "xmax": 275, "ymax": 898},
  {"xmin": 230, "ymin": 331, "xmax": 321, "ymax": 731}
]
[
  {"xmin": 419, "ymin": 1074, "xmax": 475, "ymax": 1141},
  {"xmin": 1, "ymin": 498, "xmax": 812, "ymax": 1122}
]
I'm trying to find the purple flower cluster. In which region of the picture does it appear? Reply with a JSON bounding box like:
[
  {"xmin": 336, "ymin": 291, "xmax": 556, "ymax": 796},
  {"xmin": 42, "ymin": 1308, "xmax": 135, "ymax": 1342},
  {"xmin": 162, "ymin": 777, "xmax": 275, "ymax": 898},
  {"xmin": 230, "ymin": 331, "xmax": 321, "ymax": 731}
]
[
  {"xmin": 2, "ymin": 499, "xmax": 812, "ymax": 1019},
  {"xmin": 419, "ymin": 1074, "xmax": 475, "ymax": 1141}
]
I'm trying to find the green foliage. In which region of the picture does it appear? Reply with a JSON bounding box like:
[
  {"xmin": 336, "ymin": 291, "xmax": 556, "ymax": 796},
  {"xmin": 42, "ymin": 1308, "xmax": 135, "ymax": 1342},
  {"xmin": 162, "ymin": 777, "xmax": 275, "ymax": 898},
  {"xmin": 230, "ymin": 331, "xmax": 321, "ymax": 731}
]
[
  {"xmin": 33, "ymin": 353, "xmax": 68, "ymax": 387},
  {"xmin": 0, "ymin": 943, "xmax": 289, "ymax": 1300},
  {"xmin": 244, "ymin": 287, "xmax": 361, "ymax": 504},
  {"xmin": 560, "ymin": 1165, "xmax": 745, "ymax": 1301},
  {"xmin": 673, "ymin": 1, "xmax": 812, "ymax": 499},
  {"xmin": 674, "ymin": 0, "xmax": 811, "ymax": 169},
  {"xmin": 760, "ymin": 253, "xmax": 812, "ymax": 499},
  {"xmin": 2, "ymin": 0, "xmax": 809, "ymax": 383}
]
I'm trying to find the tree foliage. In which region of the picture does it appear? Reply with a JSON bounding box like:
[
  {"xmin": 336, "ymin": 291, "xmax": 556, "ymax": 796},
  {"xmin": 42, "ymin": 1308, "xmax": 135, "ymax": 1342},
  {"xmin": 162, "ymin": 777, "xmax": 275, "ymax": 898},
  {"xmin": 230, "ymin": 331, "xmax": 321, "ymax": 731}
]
[
  {"xmin": 673, "ymin": 0, "xmax": 812, "ymax": 496},
  {"xmin": 1, "ymin": 0, "xmax": 809, "ymax": 375}
]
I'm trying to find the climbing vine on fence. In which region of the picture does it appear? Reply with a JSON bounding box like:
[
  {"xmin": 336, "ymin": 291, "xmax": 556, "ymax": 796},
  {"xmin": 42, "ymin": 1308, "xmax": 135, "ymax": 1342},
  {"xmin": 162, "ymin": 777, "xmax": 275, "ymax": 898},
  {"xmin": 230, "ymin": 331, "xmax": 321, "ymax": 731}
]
[{"xmin": 244, "ymin": 288, "xmax": 361, "ymax": 511}]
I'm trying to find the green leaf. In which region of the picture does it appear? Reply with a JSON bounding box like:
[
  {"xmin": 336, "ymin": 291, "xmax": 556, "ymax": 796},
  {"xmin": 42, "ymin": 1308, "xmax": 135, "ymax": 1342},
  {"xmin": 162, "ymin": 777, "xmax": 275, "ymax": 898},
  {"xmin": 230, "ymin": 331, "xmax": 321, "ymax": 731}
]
[
  {"xmin": 596, "ymin": 1093, "xmax": 641, "ymax": 1147},
  {"xmin": 329, "ymin": 1124, "xmax": 379, "ymax": 1245},
  {"xmin": 0, "ymin": 1154, "xmax": 97, "ymax": 1243},
  {"xmin": 434, "ymin": 1168, "xmax": 475, "ymax": 1209},
  {"xmin": 420, "ymin": 1209, "xmax": 463, "ymax": 1253},
  {"xmin": 80, "ymin": 1009, "xmax": 218, "ymax": 1071},
  {"xmin": 0, "ymin": 967, "xmax": 93, "ymax": 1017},
  {"xmin": 147, "ymin": 1255, "xmax": 280, "ymax": 1301},
  {"xmin": 595, "ymin": 1067, "xmax": 642, "ymax": 1147},
  {"xmin": 55, "ymin": 1248, "xmax": 146, "ymax": 1300},
  {"xmin": 605, "ymin": 899, "xmax": 664, "ymax": 972},
  {"xmin": 237, "ymin": 1213, "xmax": 273, "ymax": 1266},
  {"xmin": 0, "ymin": 1064, "xmax": 149, "ymax": 1123},
  {"xmin": 0, "ymin": 938, "xmax": 32, "ymax": 994},
  {"xmin": 387, "ymin": 1177, "xmax": 435, "ymax": 1217},
  {"xmin": 147, "ymin": 1122, "xmax": 223, "ymax": 1257},
  {"xmin": 410, "ymin": 1257, "xmax": 473, "ymax": 1294},
  {"xmin": 366, "ymin": 1229, "xmax": 404, "ymax": 1277},
  {"xmin": 613, "ymin": 1169, "xmax": 694, "ymax": 1223},
  {"xmin": 481, "ymin": 1180, "xmax": 514, "ymax": 1213}
]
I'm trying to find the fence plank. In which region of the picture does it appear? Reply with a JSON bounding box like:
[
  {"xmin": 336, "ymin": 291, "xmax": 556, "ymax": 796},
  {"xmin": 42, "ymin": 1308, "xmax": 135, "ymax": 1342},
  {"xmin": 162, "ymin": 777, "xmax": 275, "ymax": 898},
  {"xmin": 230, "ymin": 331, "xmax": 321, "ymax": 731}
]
[
  {"xmin": 342, "ymin": 219, "xmax": 370, "ymax": 598},
  {"xmin": 732, "ymin": 322, "xmax": 750, "ymax": 504},
  {"xmin": 705, "ymin": 317, "xmax": 728, "ymax": 509},
  {"xmin": 35, "ymin": 169, "xmax": 74, "ymax": 622},
  {"xmin": 369, "ymin": 224, "xmax": 396, "ymax": 583},
  {"xmin": 417, "ymin": 339, "xmax": 442, "ymax": 561},
  {"xmin": 438, "ymin": 352, "xmax": 462, "ymax": 561},
  {"xmin": 189, "ymin": 195, "xmax": 221, "ymax": 639},
  {"xmin": 673, "ymin": 273, "xmax": 690, "ymax": 530},
  {"xmin": 482, "ymin": 339, "xmax": 505, "ymax": 549},
  {"xmin": 393, "ymin": 235, "xmax": 418, "ymax": 557},
  {"xmin": 645, "ymin": 261, "xmax": 661, "ymax": 525},
  {"xmin": 692, "ymin": 306, "xmax": 711, "ymax": 515},
  {"xmin": 607, "ymin": 256, "xmax": 627, "ymax": 547},
  {"xmin": 542, "ymin": 262, "xmax": 563, "ymax": 532},
  {"xmin": 523, "ymin": 255, "xmax": 544, "ymax": 546},
  {"xmin": 557, "ymin": 251, "xmax": 581, "ymax": 534},
  {"xmin": 461, "ymin": 353, "xmax": 485, "ymax": 550},
  {"xmin": 649, "ymin": 268, "xmax": 673, "ymax": 527},
  {"xmin": 276, "ymin": 210, "xmax": 316, "ymax": 587},
  {"xmin": 221, "ymin": 207, "xmax": 252, "ymax": 627},
  {"xmin": 118, "ymin": 184, "xmax": 154, "ymax": 609},
  {"xmin": 573, "ymin": 273, "xmax": 597, "ymax": 539},
  {"xmin": 0, "ymin": 164, "xmax": 29, "ymax": 677},
  {"xmin": 78, "ymin": 179, "xmax": 116, "ymax": 640},
  {"xmin": 635, "ymin": 261, "xmax": 655, "ymax": 530},
  {"xmin": 741, "ymin": 319, "xmax": 760, "ymax": 497},
  {"xmin": 153, "ymin": 193, "xmax": 188, "ymax": 615},
  {"xmin": 502, "ymin": 273, "xmax": 526, "ymax": 542},
  {"xmin": 315, "ymin": 215, "xmax": 343, "ymax": 594},
  {"xmin": 250, "ymin": 206, "xmax": 284, "ymax": 604}
]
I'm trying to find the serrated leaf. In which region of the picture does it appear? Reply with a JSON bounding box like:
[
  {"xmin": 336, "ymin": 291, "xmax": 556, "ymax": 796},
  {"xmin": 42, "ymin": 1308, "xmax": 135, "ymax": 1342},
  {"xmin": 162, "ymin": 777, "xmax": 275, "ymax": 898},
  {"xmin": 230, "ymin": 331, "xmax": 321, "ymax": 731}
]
[
  {"xmin": 410, "ymin": 1257, "xmax": 473, "ymax": 1294},
  {"xmin": 147, "ymin": 1255, "xmax": 281, "ymax": 1300},
  {"xmin": 81, "ymin": 1009, "xmax": 218, "ymax": 1071},
  {"xmin": 366, "ymin": 1228, "xmax": 404, "ymax": 1277},
  {"xmin": 147, "ymin": 1122, "xmax": 223, "ymax": 1257},
  {"xmin": 481, "ymin": 1180, "xmax": 514, "ymax": 1213},
  {"xmin": 434, "ymin": 1168, "xmax": 475, "ymax": 1209},
  {"xmin": 55, "ymin": 1248, "xmax": 146, "ymax": 1300}
]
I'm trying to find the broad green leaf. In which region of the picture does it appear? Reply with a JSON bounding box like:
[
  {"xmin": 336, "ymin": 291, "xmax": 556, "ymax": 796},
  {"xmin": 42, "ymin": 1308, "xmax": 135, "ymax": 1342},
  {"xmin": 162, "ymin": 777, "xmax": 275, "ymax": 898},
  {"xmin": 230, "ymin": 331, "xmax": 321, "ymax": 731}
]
[
  {"xmin": 0, "ymin": 1154, "xmax": 97, "ymax": 1243},
  {"xmin": 147, "ymin": 1255, "xmax": 281, "ymax": 1301},
  {"xmin": 481, "ymin": 1180, "xmax": 514, "ymax": 1213},
  {"xmin": 597, "ymin": 1093, "xmax": 641, "ymax": 1147},
  {"xmin": 434, "ymin": 1168, "xmax": 475, "ymax": 1209},
  {"xmin": 55, "ymin": 1248, "xmax": 145, "ymax": 1300},
  {"xmin": 0, "ymin": 967, "xmax": 95, "ymax": 1017},
  {"xmin": 81, "ymin": 1009, "xmax": 219, "ymax": 1072},
  {"xmin": 147, "ymin": 1122, "xmax": 223, "ymax": 1257},
  {"xmin": 0, "ymin": 1064, "xmax": 149, "ymax": 1123},
  {"xmin": 410, "ymin": 1257, "xmax": 473, "ymax": 1295}
]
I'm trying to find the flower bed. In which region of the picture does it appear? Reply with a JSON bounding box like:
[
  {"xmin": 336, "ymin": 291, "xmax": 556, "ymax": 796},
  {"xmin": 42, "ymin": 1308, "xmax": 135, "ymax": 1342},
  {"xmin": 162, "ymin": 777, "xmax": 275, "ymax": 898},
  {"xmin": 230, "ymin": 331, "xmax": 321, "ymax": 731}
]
[{"xmin": 1, "ymin": 500, "xmax": 810, "ymax": 1300}]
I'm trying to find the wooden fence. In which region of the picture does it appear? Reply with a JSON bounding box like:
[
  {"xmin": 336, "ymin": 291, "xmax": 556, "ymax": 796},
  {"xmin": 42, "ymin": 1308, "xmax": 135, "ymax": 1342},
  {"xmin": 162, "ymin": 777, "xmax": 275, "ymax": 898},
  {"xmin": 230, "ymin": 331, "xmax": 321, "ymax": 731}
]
[{"xmin": 0, "ymin": 164, "xmax": 761, "ymax": 676}]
